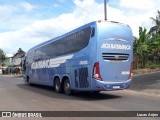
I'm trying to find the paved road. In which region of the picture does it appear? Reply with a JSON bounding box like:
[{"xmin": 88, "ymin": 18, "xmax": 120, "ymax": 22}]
[{"xmin": 0, "ymin": 75, "xmax": 160, "ymax": 120}]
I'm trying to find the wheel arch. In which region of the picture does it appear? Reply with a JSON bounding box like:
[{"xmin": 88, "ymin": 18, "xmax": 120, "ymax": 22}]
[
  {"xmin": 53, "ymin": 74, "xmax": 71, "ymax": 87},
  {"xmin": 53, "ymin": 74, "xmax": 61, "ymax": 85}
]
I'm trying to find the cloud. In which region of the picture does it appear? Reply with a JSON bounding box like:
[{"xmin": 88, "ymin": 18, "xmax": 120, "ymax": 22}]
[
  {"xmin": 0, "ymin": 4, "xmax": 18, "ymax": 21},
  {"xmin": 119, "ymin": 0, "xmax": 160, "ymax": 36},
  {"xmin": 0, "ymin": 2, "xmax": 34, "ymax": 21},
  {"xmin": 19, "ymin": 2, "xmax": 35, "ymax": 12},
  {"xmin": 0, "ymin": 0, "xmax": 100, "ymax": 54},
  {"xmin": 0, "ymin": 1, "xmax": 39, "ymax": 32},
  {"xmin": 0, "ymin": 0, "xmax": 159, "ymax": 54},
  {"xmin": 53, "ymin": 3, "xmax": 59, "ymax": 8},
  {"xmin": 120, "ymin": 0, "xmax": 159, "ymax": 12}
]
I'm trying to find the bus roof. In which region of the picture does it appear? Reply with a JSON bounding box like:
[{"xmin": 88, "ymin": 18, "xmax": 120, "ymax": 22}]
[
  {"xmin": 29, "ymin": 21, "xmax": 97, "ymax": 52},
  {"xmin": 28, "ymin": 20, "xmax": 129, "ymax": 52}
]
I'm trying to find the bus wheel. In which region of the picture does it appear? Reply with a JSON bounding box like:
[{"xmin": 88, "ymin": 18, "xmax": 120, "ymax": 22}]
[
  {"xmin": 27, "ymin": 77, "xmax": 32, "ymax": 86},
  {"xmin": 93, "ymin": 91, "xmax": 100, "ymax": 94},
  {"xmin": 54, "ymin": 78, "xmax": 62, "ymax": 93},
  {"xmin": 64, "ymin": 79, "xmax": 72, "ymax": 95}
]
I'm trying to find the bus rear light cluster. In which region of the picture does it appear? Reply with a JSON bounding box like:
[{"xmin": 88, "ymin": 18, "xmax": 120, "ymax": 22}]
[
  {"xmin": 128, "ymin": 63, "xmax": 133, "ymax": 80},
  {"xmin": 92, "ymin": 62, "xmax": 103, "ymax": 81}
]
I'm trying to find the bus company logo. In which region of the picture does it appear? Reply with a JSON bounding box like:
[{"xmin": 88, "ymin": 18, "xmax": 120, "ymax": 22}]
[
  {"xmin": 115, "ymin": 55, "xmax": 119, "ymax": 60},
  {"xmin": 2, "ymin": 112, "xmax": 11, "ymax": 117},
  {"xmin": 31, "ymin": 55, "xmax": 73, "ymax": 69},
  {"xmin": 101, "ymin": 43, "xmax": 131, "ymax": 50}
]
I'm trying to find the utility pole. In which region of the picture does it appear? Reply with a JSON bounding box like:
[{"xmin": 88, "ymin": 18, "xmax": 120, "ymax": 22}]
[{"xmin": 104, "ymin": 0, "xmax": 109, "ymax": 21}]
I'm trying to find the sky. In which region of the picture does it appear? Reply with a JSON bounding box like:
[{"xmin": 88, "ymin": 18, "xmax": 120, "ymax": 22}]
[{"xmin": 0, "ymin": 0, "xmax": 160, "ymax": 56}]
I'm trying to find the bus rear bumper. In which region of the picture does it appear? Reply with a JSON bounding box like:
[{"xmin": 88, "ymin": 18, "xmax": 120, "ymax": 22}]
[{"xmin": 93, "ymin": 79, "xmax": 132, "ymax": 91}]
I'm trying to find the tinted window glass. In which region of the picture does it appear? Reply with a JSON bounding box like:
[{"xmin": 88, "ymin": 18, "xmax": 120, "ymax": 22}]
[
  {"xmin": 35, "ymin": 27, "xmax": 92, "ymax": 59},
  {"xmin": 26, "ymin": 50, "xmax": 34, "ymax": 63}
]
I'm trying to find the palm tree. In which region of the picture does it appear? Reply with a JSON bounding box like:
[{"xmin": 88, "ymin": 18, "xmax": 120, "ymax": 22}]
[
  {"xmin": 149, "ymin": 34, "xmax": 160, "ymax": 62},
  {"xmin": 149, "ymin": 10, "xmax": 160, "ymax": 35},
  {"xmin": 148, "ymin": 10, "xmax": 160, "ymax": 62},
  {"xmin": 134, "ymin": 36, "xmax": 142, "ymax": 69},
  {"xmin": 134, "ymin": 27, "xmax": 149, "ymax": 68}
]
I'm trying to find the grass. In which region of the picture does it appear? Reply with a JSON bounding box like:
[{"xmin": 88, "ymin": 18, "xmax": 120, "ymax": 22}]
[{"xmin": 133, "ymin": 61, "xmax": 160, "ymax": 75}]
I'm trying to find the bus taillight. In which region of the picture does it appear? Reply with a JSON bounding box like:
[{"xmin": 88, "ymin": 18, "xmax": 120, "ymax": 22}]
[
  {"xmin": 128, "ymin": 63, "xmax": 133, "ymax": 80},
  {"xmin": 92, "ymin": 62, "xmax": 103, "ymax": 81}
]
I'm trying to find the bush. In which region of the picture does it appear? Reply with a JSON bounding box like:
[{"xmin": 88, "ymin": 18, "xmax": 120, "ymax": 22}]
[{"xmin": 148, "ymin": 62, "xmax": 160, "ymax": 69}]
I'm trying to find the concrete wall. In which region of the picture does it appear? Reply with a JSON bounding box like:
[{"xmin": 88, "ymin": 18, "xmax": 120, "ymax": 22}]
[{"xmin": 131, "ymin": 72, "xmax": 160, "ymax": 91}]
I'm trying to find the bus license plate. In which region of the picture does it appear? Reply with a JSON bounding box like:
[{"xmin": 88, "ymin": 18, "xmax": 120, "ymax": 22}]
[{"xmin": 113, "ymin": 86, "xmax": 120, "ymax": 89}]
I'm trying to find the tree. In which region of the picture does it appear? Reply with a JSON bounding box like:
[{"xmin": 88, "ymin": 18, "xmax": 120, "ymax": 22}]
[
  {"xmin": 148, "ymin": 10, "xmax": 160, "ymax": 62},
  {"xmin": 0, "ymin": 48, "xmax": 6, "ymax": 63},
  {"xmin": 149, "ymin": 10, "xmax": 160, "ymax": 35},
  {"xmin": 134, "ymin": 27, "xmax": 149, "ymax": 68},
  {"xmin": 133, "ymin": 36, "xmax": 141, "ymax": 69},
  {"xmin": 149, "ymin": 34, "xmax": 160, "ymax": 62}
]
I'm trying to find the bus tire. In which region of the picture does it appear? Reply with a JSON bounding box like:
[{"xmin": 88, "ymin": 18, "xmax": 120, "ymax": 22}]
[
  {"xmin": 64, "ymin": 79, "xmax": 72, "ymax": 95},
  {"xmin": 26, "ymin": 76, "xmax": 32, "ymax": 86},
  {"xmin": 54, "ymin": 77, "xmax": 62, "ymax": 93},
  {"xmin": 93, "ymin": 91, "xmax": 100, "ymax": 94}
]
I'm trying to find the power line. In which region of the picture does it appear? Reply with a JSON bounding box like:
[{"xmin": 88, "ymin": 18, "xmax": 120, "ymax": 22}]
[
  {"xmin": 54, "ymin": 0, "xmax": 73, "ymax": 12},
  {"xmin": 25, "ymin": 0, "xmax": 95, "ymax": 18},
  {"xmin": 24, "ymin": 0, "xmax": 48, "ymax": 18},
  {"xmin": 54, "ymin": 0, "xmax": 95, "ymax": 16},
  {"xmin": 25, "ymin": 0, "xmax": 74, "ymax": 18},
  {"xmin": 68, "ymin": 0, "xmax": 95, "ymax": 16}
]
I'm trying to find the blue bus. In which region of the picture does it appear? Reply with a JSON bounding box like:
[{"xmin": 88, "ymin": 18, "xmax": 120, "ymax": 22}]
[{"xmin": 24, "ymin": 20, "xmax": 133, "ymax": 95}]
